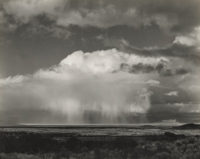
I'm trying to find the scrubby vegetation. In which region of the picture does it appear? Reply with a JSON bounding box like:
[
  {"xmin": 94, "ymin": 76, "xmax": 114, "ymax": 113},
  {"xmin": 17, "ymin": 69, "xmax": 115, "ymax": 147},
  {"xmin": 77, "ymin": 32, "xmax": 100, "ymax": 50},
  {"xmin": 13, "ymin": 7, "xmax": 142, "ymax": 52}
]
[{"xmin": 0, "ymin": 131, "xmax": 200, "ymax": 159}]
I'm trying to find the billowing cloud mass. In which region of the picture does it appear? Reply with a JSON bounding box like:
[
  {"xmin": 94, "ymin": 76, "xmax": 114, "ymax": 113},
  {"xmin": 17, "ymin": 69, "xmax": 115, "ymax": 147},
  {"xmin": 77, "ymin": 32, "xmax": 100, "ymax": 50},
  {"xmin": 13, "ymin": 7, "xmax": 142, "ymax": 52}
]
[
  {"xmin": 60, "ymin": 49, "xmax": 168, "ymax": 74},
  {"xmin": 165, "ymin": 91, "xmax": 178, "ymax": 96},
  {"xmin": 0, "ymin": 49, "xmax": 159, "ymax": 124},
  {"xmin": 0, "ymin": 49, "xmax": 199, "ymax": 124},
  {"xmin": 174, "ymin": 26, "xmax": 200, "ymax": 50}
]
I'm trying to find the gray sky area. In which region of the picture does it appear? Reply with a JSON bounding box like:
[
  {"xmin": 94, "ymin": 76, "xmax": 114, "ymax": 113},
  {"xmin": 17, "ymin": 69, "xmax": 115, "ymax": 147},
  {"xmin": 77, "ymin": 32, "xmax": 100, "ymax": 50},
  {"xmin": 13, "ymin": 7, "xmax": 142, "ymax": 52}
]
[{"xmin": 0, "ymin": 0, "xmax": 200, "ymax": 124}]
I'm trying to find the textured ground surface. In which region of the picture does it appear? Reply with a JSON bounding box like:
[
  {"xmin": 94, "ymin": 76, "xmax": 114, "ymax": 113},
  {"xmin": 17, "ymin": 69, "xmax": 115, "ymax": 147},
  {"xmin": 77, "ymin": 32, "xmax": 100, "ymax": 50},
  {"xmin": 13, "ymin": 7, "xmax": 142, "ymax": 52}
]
[{"xmin": 0, "ymin": 125, "xmax": 200, "ymax": 159}]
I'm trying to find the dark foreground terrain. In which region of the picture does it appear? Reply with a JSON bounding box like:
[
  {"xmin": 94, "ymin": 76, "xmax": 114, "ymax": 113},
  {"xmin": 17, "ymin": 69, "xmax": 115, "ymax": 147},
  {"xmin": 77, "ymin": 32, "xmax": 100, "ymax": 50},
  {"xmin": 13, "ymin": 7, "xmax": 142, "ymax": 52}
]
[{"xmin": 0, "ymin": 124, "xmax": 200, "ymax": 159}]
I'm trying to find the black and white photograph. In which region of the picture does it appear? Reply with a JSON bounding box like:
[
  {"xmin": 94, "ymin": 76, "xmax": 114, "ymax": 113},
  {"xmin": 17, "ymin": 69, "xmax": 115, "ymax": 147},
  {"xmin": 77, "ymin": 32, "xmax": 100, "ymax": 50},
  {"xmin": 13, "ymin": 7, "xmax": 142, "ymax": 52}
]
[{"xmin": 0, "ymin": 0, "xmax": 200, "ymax": 158}]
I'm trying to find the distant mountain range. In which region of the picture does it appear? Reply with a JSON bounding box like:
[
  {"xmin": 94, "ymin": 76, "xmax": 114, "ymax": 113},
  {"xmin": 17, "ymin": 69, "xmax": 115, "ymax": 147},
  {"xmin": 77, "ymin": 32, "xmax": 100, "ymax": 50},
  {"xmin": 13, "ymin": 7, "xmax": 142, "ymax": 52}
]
[{"xmin": 1, "ymin": 123, "xmax": 200, "ymax": 130}]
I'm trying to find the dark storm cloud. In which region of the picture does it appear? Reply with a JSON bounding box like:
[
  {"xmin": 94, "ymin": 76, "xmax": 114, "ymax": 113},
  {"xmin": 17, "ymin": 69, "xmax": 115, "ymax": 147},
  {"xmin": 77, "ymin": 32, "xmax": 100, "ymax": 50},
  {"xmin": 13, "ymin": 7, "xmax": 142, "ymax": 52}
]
[
  {"xmin": 1, "ymin": 0, "xmax": 200, "ymax": 32},
  {"xmin": 120, "ymin": 62, "xmax": 189, "ymax": 76}
]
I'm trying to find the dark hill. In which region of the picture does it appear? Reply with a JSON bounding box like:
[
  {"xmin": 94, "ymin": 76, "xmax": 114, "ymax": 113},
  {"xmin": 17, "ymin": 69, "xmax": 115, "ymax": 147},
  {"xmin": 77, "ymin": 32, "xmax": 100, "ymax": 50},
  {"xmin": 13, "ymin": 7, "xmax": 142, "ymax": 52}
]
[{"xmin": 175, "ymin": 123, "xmax": 200, "ymax": 129}]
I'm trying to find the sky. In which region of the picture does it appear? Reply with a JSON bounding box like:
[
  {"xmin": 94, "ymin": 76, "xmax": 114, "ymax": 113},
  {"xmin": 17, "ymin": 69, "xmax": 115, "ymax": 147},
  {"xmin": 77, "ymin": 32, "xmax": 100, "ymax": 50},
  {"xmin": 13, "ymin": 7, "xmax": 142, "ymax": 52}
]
[{"xmin": 0, "ymin": 0, "xmax": 200, "ymax": 125}]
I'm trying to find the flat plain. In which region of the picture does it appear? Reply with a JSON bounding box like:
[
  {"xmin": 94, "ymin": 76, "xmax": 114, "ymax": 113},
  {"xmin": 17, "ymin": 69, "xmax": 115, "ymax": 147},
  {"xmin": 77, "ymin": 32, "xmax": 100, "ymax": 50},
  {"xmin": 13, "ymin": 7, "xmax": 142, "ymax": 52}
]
[{"xmin": 0, "ymin": 124, "xmax": 200, "ymax": 159}]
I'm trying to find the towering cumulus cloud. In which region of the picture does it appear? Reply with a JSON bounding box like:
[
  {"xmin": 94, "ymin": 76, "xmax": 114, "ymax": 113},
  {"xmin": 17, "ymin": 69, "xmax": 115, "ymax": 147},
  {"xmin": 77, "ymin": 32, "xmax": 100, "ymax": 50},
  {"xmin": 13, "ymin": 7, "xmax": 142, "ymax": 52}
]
[{"xmin": 0, "ymin": 49, "xmax": 168, "ymax": 124}]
